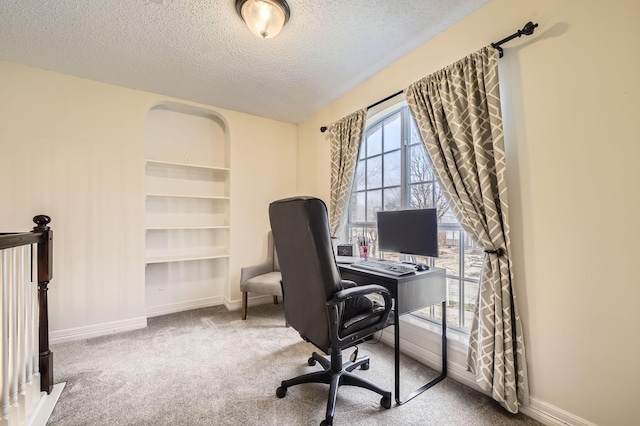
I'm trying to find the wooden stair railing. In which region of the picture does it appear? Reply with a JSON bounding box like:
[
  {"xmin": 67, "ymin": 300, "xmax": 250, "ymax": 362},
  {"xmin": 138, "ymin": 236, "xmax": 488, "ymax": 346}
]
[{"xmin": 0, "ymin": 215, "xmax": 54, "ymax": 400}]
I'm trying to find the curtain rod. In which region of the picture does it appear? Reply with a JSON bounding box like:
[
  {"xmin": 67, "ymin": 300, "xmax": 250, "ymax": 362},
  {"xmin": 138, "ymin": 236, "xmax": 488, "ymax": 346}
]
[
  {"xmin": 491, "ymin": 21, "xmax": 538, "ymax": 58},
  {"xmin": 320, "ymin": 21, "xmax": 539, "ymax": 133}
]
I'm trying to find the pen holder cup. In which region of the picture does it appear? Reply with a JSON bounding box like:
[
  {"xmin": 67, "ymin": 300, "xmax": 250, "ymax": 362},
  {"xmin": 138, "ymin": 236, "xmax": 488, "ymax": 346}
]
[{"xmin": 358, "ymin": 245, "xmax": 370, "ymax": 260}]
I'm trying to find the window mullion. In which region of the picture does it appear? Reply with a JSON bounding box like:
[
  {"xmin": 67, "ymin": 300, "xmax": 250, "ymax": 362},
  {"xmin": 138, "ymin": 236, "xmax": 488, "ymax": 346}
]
[
  {"xmin": 381, "ymin": 124, "xmax": 386, "ymax": 209},
  {"xmin": 401, "ymin": 107, "xmax": 409, "ymax": 209}
]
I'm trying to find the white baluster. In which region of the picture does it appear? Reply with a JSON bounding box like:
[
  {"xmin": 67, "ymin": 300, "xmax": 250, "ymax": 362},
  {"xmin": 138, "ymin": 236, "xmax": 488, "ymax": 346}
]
[
  {"xmin": 21, "ymin": 247, "xmax": 32, "ymax": 418},
  {"xmin": 8, "ymin": 248, "xmax": 21, "ymax": 425},
  {"xmin": 30, "ymin": 244, "xmax": 40, "ymax": 410},
  {"xmin": 1, "ymin": 249, "xmax": 9, "ymax": 426},
  {"xmin": 24, "ymin": 244, "xmax": 40, "ymax": 416},
  {"xmin": 0, "ymin": 244, "xmax": 43, "ymax": 426},
  {"xmin": 16, "ymin": 246, "xmax": 26, "ymax": 422}
]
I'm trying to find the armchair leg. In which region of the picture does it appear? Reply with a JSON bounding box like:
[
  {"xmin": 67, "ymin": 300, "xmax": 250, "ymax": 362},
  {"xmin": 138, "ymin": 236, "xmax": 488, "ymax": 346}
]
[
  {"xmin": 273, "ymin": 295, "xmax": 279, "ymax": 304},
  {"xmin": 242, "ymin": 292, "xmax": 248, "ymax": 320}
]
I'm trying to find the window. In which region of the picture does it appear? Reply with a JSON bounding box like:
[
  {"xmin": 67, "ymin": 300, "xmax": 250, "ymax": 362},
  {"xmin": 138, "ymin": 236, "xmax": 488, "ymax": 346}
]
[{"xmin": 346, "ymin": 103, "xmax": 481, "ymax": 333}]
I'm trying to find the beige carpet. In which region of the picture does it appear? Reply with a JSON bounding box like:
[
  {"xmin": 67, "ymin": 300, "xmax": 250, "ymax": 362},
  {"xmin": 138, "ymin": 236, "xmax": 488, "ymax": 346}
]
[{"xmin": 48, "ymin": 304, "xmax": 542, "ymax": 426}]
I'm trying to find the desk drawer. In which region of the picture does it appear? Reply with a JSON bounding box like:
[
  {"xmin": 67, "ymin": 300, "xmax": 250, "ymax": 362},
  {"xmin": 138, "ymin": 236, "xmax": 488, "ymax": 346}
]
[
  {"xmin": 340, "ymin": 267, "xmax": 446, "ymax": 315},
  {"xmin": 396, "ymin": 270, "xmax": 446, "ymax": 314}
]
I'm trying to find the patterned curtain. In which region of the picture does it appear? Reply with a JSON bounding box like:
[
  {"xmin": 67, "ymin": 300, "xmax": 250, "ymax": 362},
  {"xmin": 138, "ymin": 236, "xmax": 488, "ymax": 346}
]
[
  {"xmin": 328, "ymin": 109, "xmax": 367, "ymax": 238},
  {"xmin": 404, "ymin": 47, "xmax": 528, "ymax": 413}
]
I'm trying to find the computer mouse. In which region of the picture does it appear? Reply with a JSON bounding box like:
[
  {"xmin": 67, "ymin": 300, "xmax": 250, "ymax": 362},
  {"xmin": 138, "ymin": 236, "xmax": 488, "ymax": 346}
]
[{"xmin": 416, "ymin": 264, "xmax": 429, "ymax": 271}]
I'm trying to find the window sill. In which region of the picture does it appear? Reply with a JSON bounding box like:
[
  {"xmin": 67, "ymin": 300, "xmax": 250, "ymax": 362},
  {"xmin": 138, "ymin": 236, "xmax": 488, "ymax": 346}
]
[
  {"xmin": 400, "ymin": 314, "xmax": 469, "ymax": 355},
  {"xmin": 376, "ymin": 314, "xmax": 470, "ymax": 370},
  {"xmin": 376, "ymin": 315, "xmax": 496, "ymax": 407},
  {"xmin": 401, "ymin": 314, "xmax": 470, "ymax": 352}
]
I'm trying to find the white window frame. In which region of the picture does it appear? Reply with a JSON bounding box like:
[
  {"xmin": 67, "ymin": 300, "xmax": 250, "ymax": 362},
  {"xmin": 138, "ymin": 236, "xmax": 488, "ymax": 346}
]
[{"xmin": 344, "ymin": 102, "xmax": 480, "ymax": 336}]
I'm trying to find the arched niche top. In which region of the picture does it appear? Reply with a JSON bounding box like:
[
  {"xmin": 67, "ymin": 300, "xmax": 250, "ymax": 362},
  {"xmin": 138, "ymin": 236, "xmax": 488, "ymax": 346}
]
[
  {"xmin": 149, "ymin": 101, "xmax": 229, "ymax": 134},
  {"xmin": 145, "ymin": 101, "xmax": 230, "ymax": 169}
]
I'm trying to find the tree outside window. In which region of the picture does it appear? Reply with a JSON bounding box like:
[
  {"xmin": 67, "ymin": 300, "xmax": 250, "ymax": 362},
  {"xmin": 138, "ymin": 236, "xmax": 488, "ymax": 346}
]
[{"xmin": 346, "ymin": 104, "xmax": 480, "ymax": 332}]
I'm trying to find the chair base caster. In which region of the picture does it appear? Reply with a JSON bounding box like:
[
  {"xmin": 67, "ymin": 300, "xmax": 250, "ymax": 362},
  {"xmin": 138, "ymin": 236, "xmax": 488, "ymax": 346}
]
[
  {"xmin": 276, "ymin": 386, "xmax": 287, "ymax": 398},
  {"xmin": 380, "ymin": 396, "xmax": 392, "ymax": 409}
]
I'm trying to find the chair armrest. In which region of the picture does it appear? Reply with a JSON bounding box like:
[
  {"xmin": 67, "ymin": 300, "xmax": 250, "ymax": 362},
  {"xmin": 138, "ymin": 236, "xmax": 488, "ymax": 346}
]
[
  {"xmin": 328, "ymin": 284, "xmax": 391, "ymax": 305},
  {"xmin": 326, "ymin": 285, "xmax": 393, "ymax": 348},
  {"xmin": 340, "ymin": 279, "xmax": 358, "ymax": 289},
  {"xmin": 240, "ymin": 261, "xmax": 273, "ymax": 286}
]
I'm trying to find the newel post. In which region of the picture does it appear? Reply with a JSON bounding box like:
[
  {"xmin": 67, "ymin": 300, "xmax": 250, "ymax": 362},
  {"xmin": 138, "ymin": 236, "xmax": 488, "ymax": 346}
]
[{"xmin": 33, "ymin": 215, "xmax": 53, "ymax": 394}]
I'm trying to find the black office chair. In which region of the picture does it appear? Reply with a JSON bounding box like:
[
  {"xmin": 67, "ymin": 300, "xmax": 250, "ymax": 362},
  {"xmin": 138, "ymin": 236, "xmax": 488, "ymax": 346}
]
[{"xmin": 269, "ymin": 196, "xmax": 394, "ymax": 426}]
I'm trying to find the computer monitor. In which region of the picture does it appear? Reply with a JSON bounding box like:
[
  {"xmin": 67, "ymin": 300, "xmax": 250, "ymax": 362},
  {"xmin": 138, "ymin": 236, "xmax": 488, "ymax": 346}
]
[{"xmin": 376, "ymin": 208, "xmax": 438, "ymax": 258}]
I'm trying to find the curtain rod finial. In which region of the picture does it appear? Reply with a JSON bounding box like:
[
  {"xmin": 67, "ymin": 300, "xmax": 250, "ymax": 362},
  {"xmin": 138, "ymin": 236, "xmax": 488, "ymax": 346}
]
[
  {"xmin": 492, "ymin": 20, "xmax": 539, "ymax": 58},
  {"xmin": 320, "ymin": 126, "xmax": 327, "ymax": 133},
  {"xmin": 522, "ymin": 21, "xmax": 538, "ymax": 35}
]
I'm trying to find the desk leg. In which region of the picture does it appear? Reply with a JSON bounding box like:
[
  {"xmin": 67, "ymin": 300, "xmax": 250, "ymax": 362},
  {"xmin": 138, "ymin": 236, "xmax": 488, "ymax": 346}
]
[{"xmin": 395, "ymin": 301, "xmax": 448, "ymax": 405}]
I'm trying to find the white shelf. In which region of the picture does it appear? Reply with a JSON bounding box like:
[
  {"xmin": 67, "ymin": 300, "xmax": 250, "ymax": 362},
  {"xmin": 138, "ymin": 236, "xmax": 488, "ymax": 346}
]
[
  {"xmin": 145, "ymin": 193, "xmax": 230, "ymax": 200},
  {"xmin": 145, "ymin": 161, "xmax": 229, "ymax": 198},
  {"xmin": 145, "ymin": 216, "xmax": 228, "ymax": 229},
  {"xmin": 145, "ymin": 159, "xmax": 229, "ymax": 172},
  {"xmin": 146, "ymin": 225, "xmax": 230, "ymax": 231},
  {"xmin": 146, "ymin": 249, "xmax": 229, "ymax": 264},
  {"xmin": 144, "ymin": 105, "xmax": 230, "ymax": 317}
]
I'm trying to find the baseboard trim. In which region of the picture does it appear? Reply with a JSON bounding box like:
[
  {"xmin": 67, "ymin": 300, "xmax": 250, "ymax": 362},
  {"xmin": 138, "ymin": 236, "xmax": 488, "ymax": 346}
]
[
  {"xmin": 146, "ymin": 296, "xmax": 224, "ymax": 318},
  {"xmin": 520, "ymin": 398, "xmax": 597, "ymax": 426},
  {"xmin": 379, "ymin": 324, "xmax": 595, "ymax": 426},
  {"xmin": 26, "ymin": 382, "xmax": 66, "ymax": 426},
  {"xmin": 50, "ymin": 317, "xmax": 148, "ymax": 344},
  {"xmin": 378, "ymin": 327, "xmax": 480, "ymax": 390},
  {"xmin": 224, "ymin": 294, "xmax": 277, "ymax": 311},
  {"xmin": 49, "ymin": 298, "xmax": 227, "ymax": 344}
]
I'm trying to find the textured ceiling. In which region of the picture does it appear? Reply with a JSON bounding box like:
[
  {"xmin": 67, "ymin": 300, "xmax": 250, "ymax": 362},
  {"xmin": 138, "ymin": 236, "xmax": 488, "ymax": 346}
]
[{"xmin": 0, "ymin": 0, "xmax": 488, "ymax": 123}]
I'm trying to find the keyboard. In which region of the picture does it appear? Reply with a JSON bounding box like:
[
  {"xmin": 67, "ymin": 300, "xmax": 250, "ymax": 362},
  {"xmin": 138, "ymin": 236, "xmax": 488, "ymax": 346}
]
[{"xmin": 351, "ymin": 260, "xmax": 416, "ymax": 276}]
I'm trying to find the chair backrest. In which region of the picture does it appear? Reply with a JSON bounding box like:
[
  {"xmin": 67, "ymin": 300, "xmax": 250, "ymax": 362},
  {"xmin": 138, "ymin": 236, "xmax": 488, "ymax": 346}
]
[{"xmin": 269, "ymin": 197, "xmax": 342, "ymax": 351}]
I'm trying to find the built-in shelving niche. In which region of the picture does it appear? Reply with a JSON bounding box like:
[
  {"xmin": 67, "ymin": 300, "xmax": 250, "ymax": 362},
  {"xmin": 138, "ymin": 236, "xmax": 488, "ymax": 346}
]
[{"xmin": 144, "ymin": 103, "xmax": 230, "ymax": 318}]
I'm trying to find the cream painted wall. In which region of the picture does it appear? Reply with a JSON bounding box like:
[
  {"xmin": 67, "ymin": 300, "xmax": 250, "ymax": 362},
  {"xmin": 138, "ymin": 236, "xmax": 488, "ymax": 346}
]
[
  {"xmin": 297, "ymin": 1, "xmax": 640, "ymax": 425},
  {"xmin": 0, "ymin": 61, "xmax": 297, "ymax": 335},
  {"xmin": 227, "ymin": 108, "xmax": 298, "ymax": 304}
]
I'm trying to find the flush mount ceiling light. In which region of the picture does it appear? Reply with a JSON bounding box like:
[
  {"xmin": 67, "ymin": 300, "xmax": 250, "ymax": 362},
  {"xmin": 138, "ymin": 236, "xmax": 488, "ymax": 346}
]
[{"xmin": 235, "ymin": 0, "xmax": 290, "ymax": 39}]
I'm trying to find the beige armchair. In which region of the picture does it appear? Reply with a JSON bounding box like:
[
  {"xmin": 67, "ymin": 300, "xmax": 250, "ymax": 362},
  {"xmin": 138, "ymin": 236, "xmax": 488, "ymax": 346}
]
[{"xmin": 240, "ymin": 231, "xmax": 286, "ymax": 325}]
